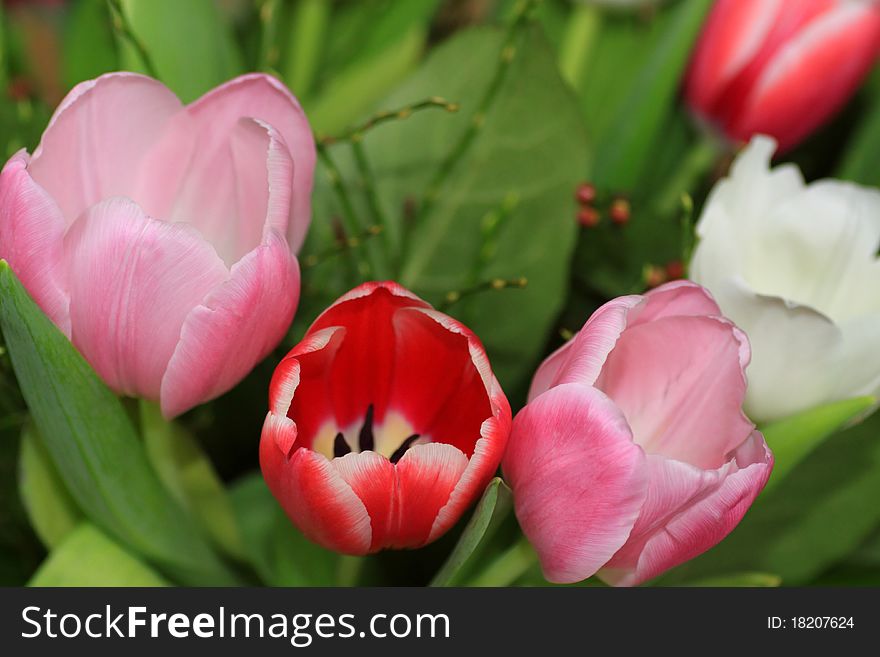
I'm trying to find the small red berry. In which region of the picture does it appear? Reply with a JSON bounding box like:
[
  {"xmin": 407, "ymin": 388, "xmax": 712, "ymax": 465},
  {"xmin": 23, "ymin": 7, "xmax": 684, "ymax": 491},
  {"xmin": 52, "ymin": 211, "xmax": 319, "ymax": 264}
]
[
  {"xmin": 665, "ymin": 260, "xmax": 685, "ymax": 280},
  {"xmin": 644, "ymin": 265, "xmax": 667, "ymax": 289},
  {"xmin": 575, "ymin": 182, "xmax": 597, "ymax": 205},
  {"xmin": 577, "ymin": 207, "xmax": 600, "ymax": 228},
  {"xmin": 609, "ymin": 198, "xmax": 631, "ymax": 225}
]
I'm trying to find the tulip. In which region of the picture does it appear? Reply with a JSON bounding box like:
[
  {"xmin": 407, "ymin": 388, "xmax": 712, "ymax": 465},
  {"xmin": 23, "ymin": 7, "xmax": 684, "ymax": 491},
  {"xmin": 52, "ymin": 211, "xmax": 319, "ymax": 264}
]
[
  {"xmin": 0, "ymin": 72, "xmax": 315, "ymax": 417},
  {"xmin": 685, "ymin": 0, "xmax": 880, "ymax": 153},
  {"xmin": 260, "ymin": 281, "xmax": 511, "ymax": 555},
  {"xmin": 690, "ymin": 136, "xmax": 880, "ymax": 423},
  {"xmin": 503, "ymin": 281, "xmax": 772, "ymax": 586}
]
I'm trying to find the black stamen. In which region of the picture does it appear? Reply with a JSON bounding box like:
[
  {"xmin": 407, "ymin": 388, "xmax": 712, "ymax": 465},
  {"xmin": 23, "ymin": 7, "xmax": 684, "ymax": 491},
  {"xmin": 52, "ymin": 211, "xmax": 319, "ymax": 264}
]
[
  {"xmin": 390, "ymin": 434, "xmax": 421, "ymax": 464},
  {"xmin": 334, "ymin": 432, "xmax": 351, "ymax": 457},
  {"xmin": 359, "ymin": 404, "xmax": 375, "ymax": 452}
]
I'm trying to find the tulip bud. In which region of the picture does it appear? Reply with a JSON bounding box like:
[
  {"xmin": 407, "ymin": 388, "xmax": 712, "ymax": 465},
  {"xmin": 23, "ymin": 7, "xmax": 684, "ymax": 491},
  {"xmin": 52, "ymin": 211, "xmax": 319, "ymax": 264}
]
[
  {"xmin": 503, "ymin": 281, "xmax": 773, "ymax": 586},
  {"xmin": 685, "ymin": 0, "xmax": 880, "ymax": 153},
  {"xmin": 0, "ymin": 72, "xmax": 315, "ymax": 417},
  {"xmin": 260, "ymin": 282, "xmax": 511, "ymax": 555}
]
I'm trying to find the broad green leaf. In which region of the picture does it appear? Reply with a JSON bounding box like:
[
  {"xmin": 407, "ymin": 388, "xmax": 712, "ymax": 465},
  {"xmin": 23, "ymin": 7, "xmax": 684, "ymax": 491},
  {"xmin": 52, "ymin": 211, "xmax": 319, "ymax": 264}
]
[
  {"xmin": 0, "ymin": 261, "xmax": 235, "ymax": 585},
  {"xmin": 29, "ymin": 524, "xmax": 168, "ymax": 587},
  {"xmin": 316, "ymin": 26, "xmax": 587, "ymax": 396},
  {"xmin": 18, "ymin": 423, "xmax": 82, "ymax": 549},
  {"xmin": 118, "ymin": 0, "xmax": 242, "ymax": 102},
  {"xmin": 229, "ymin": 472, "xmax": 337, "ymax": 586},
  {"xmin": 141, "ymin": 401, "xmax": 246, "ymax": 561},
  {"xmin": 761, "ymin": 396, "xmax": 876, "ymax": 493},
  {"xmin": 62, "ymin": 0, "xmax": 118, "ymax": 89},
  {"xmin": 837, "ymin": 81, "xmax": 880, "ymax": 187},
  {"xmin": 683, "ymin": 572, "xmax": 782, "ymax": 588},
  {"xmin": 659, "ymin": 409, "xmax": 880, "ymax": 586},
  {"xmin": 431, "ymin": 478, "xmax": 512, "ymax": 587}
]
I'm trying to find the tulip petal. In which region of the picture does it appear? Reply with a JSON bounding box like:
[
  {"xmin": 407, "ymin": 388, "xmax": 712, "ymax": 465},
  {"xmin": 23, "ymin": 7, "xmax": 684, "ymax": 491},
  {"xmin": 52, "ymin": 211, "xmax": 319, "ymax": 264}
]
[
  {"xmin": 27, "ymin": 73, "xmax": 183, "ymax": 225},
  {"xmin": 730, "ymin": 1, "xmax": 880, "ymax": 151},
  {"xmin": 594, "ymin": 315, "xmax": 753, "ymax": 469},
  {"xmin": 528, "ymin": 295, "xmax": 643, "ymax": 400},
  {"xmin": 0, "ymin": 151, "xmax": 70, "ymax": 332},
  {"xmin": 600, "ymin": 432, "xmax": 773, "ymax": 586},
  {"xmin": 259, "ymin": 442, "xmax": 372, "ymax": 555},
  {"xmin": 503, "ymin": 384, "xmax": 647, "ymax": 584},
  {"xmin": 63, "ymin": 197, "xmax": 228, "ymax": 401},
  {"xmin": 393, "ymin": 443, "xmax": 470, "ymax": 549},
  {"xmin": 160, "ymin": 229, "xmax": 300, "ymax": 418},
  {"xmin": 632, "ymin": 280, "xmax": 722, "ymax": 325},
  {"xmin": 178, "ymin": 73, "xmax": 315, "ymax": 253},
  {"xmin": 331, "ymin": 451, "xmax": 397, "ymax": 552}
]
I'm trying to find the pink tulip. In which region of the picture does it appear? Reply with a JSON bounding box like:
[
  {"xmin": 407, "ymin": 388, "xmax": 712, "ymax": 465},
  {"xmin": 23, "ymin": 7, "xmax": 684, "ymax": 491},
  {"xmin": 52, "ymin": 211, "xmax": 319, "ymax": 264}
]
[
  {"xmin": 260, "ymin": 281, "xmax": 511, "ymax": 554},
  {"xmin": 503, "ymin": 281, "xmax": 773, "ymax": 586},
  {"xmin": 685, "ymin": 0, "xmax": 880, "ymax": 153},
  {"xmin": 0, "ymin": 72, "xmax": 315, "ymax": 417}
]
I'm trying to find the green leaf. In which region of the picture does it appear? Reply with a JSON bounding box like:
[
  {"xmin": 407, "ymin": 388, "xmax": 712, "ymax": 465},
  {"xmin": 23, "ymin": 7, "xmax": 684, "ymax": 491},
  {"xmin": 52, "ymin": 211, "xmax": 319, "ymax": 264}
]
[
  {"xmin": 683, "ymin": 572, "xmax": 782, "ymax": 588},
  {"xmin": 29, "ymin": 524, "xmax": 168, "ymax": 587},
  {"xmin": 141, "ymin": 401, "xmax": 246, "ymax": 561},
  {"xmin": 431, "ymin": 478, "xmax": 512, "ymax": 587},
  {"xmin": 229, "ymin": 473, "xmax": 337, "ymax": 586},
  {"xmin": 320, "ymin": 26, "xmax": 587, "ymax": 395},
  {"xmin": 837, "ymin": 74, "xmax": 880, "ymax": 186},
  {"xmin": 761, "ymin": 396, "xmax": 876, "ymax": 493},
  {"xmin": 18, "ymin": 423, "xmax": 82, "ymax": 549},
  {"xmin": 0, "ymin": 261, "xmax": 235, "ymax": 585},
  {"xmin": 118, "ymin": 0, "xmax": 242, "ymax": 102},
  {"xmin": 659, "ymin": 408, "xmax": 880, "ymax": 586}
]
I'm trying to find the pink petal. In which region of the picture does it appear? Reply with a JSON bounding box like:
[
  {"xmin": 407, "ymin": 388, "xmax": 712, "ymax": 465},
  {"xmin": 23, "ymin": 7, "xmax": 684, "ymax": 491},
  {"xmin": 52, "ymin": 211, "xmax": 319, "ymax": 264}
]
[
  {"xmin": 0, "ymin": 150, "xmax": 70, "ymax": 332},
  {"xmin": 595, "ymin": 315, "xmax": 754, "ymax": 469},
  {"xmin": 160, "ymin": 229, "xmax": 300, "ymax": 418},
  {"xmin": 63, "ymin": 197, "xmax": 228, "ymax": 401},
  {"xmin": 600, "ymin": 431, "xmax": 773, "ymax": 586},
  {"xmin": 259, "ymin": 440, "xmax": 372, "ymax": 555},
  {"xmin": 179, "ymin": 74, "xmax": 315, "ymax": 253},
  {"xmin": 503, "ymin": 383, "xmax": 648, "ymax": 584},
  {"xmin": 393, "ymin": 443, "xmax": 470, "ymax": 549},
  {"xmin": 730, "ymin": 1, "xmax": 880, "ymax": 152},
  {"xmin": 27, "ymin": 73, "xmax": 183, "ymax": 225},
  {"xmin": 528, "ymin": 295, "xmax": 643, "ymax": 400},
  {"xmin": 630, "ymin": 280, "xmax": 722, "ymax": 326}
]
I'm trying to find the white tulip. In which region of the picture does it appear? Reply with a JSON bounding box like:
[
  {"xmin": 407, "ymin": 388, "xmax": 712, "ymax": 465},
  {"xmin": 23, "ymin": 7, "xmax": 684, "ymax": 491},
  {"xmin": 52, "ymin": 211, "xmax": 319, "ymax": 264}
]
[{"xmin": 690, "ymin": 136, "xmax": 880, "ymax": 423}]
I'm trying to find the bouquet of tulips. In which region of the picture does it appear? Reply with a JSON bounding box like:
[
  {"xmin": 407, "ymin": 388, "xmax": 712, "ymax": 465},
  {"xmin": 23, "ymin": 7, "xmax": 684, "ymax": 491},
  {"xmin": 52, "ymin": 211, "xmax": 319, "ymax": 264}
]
[{"xmin": 0, "ymin": 0, "xmax": 878, "ymax": 589}]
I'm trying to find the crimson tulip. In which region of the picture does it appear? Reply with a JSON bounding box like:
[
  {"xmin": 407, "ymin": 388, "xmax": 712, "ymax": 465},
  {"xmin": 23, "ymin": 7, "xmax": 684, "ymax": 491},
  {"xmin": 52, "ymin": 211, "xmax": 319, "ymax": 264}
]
[
  {"xmin": 260, "ymin": 282, "xmax": 511, "ymax": 554},
  {"xmin": 685, "ymin": 0, "xmax": 880, "ymax": 152}
]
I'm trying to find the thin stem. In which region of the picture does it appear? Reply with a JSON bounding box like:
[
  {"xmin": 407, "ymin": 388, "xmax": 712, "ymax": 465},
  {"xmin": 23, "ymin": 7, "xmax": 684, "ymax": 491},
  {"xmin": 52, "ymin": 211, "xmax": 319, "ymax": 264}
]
[
  {"xmin": 315, "ymin": 142, "xmax": 375, "ymax": 278},
  {"xmin": 415, "ymin": 0, "xmax": 539, "ymax": 227},
  {"xmin": 654, "ymin": 134, "xmax": 720, "ymax": 218},
  {"xmin": 258, "ymin": 0, "xmax": 282, "ymax": 73},
  {"xmin": 336, "ymin": 555, "xmax": 365, "ymax": 587},
  {"xmin": 319, "ymin": 97, "xmax": 459, "ymax": 145},
  {"xmin": 301, "ymin": 223, "xmax": 383, "ymax": 270},
  {"xmin": 351, "ymin": 139, "xmax": 394, "ymax": 276},
  {"xmin": 440, "ymin": 277, "xmax": 528, "ymax": 312},
  {"xmin": 107, "ymin": 0, "xmax": 159, "ymax": 79},
  {"xmin": 558, "ymin": 2, "xmax": 602, "ymax": 91},
  {"xmin": 469, "ymin": 536, "xmax": 537, "ymax": 587}
]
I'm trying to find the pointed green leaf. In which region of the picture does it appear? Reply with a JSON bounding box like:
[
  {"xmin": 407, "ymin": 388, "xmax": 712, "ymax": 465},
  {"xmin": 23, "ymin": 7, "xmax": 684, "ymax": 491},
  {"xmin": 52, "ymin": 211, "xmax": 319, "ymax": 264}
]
[
  {"xmin": 29, "ymin": 524, "xmax": 168, "ymax": 587},
  {"xmin": 761, "ymin": 396, "xmax": 876, "ymax": 493},
  {"xmin": 18, "ymin": 423, "xmax": 82, "ymax": 549},
  {"xmin": 0, "ymin": 261, "xmax": 235, "ymax": 585},
  {"xmin": 431, "ymin": 478, "xmax": 512, "ymax": 587}
]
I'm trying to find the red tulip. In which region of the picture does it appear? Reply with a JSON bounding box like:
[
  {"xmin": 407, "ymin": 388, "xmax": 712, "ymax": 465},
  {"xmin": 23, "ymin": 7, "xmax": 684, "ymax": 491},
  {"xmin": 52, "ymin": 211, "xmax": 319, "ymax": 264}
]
[
  {"xmin": 685, "ymin": 0, "xmax": 880, "ymax": 152},
  {"xmin": 260, "ymin": 282, "xmax": 511, "ymax": 554}
]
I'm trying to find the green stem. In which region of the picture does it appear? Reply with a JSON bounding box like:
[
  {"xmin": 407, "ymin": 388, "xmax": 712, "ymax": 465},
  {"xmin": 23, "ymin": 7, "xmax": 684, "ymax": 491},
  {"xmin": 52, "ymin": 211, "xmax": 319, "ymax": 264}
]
[
  {"xmin": 440, "ymin": 276, "xmax": 528, "ymax": 312},
  {"xmin": 559, "ymin": 2, "xmax": 602, "ymax": 91},
  {"xmin": 258, "ymin": 0, "xmax": 282, "ymax": 72},
  {"xmin": 316, "ymin": 142, "xmax": 375, "ymax": 279},
  {"xmin": 468, "ymin": 536, "xmax": 537, "ymax": 587},
  {"xmin": 336, "ymin": 555, "xmax": 365, "ymax": 587},
  {"xmin": 320, "ymin": 97, "xmax": 459, "ymax": 145},
  {"xmin": 107, "ymin": 0, "xmax": 159, "ymax": 79},
  {"xmin": 415, "ymin": 0, "xmax": 539, "ymax": 225},
  {"xmin": 301, "ymin": 223, "xmax": 383, "ymax": 270},
  {"xmin": 655, "ymin": 134, "xmax": 721, "ymax": 218},
  {"xmin": 351, "ymin": 139, "xmax": 393, "ymax": 277},
  {"xmin": 285, "ymin": 0, "xmax": 329, "ymax": 97}
]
